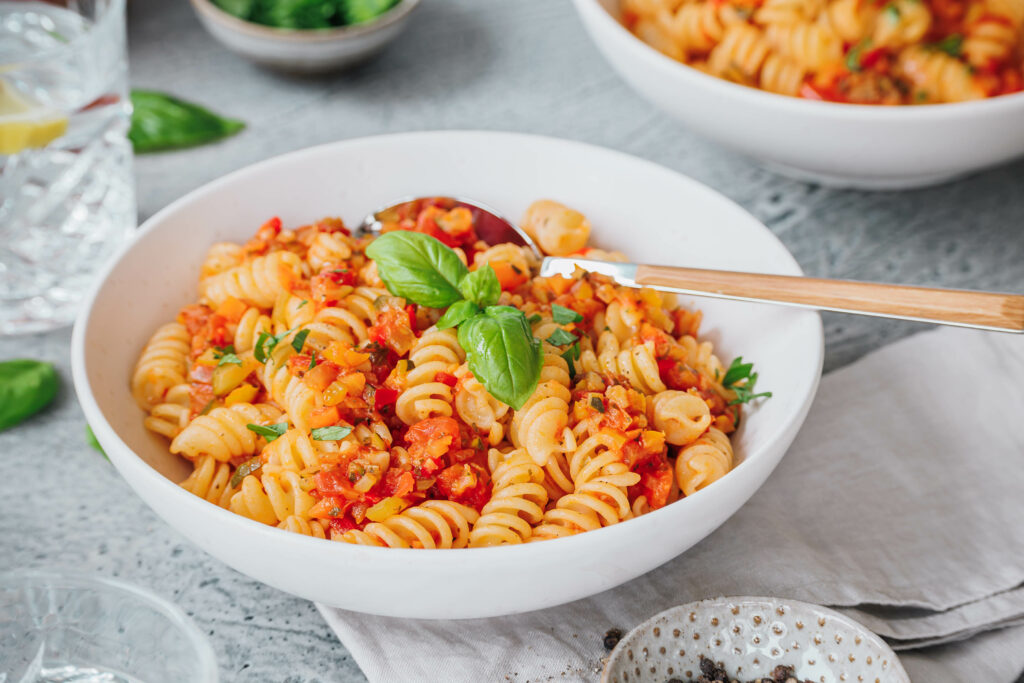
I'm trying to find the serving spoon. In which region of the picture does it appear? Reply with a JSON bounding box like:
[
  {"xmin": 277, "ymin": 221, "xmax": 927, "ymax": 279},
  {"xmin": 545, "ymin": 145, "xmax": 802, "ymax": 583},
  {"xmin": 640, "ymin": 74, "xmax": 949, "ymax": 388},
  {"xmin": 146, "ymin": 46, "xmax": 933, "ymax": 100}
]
[{"xmin": 358, "ymin": 197, "xmax": 1024, "ymax": 333}]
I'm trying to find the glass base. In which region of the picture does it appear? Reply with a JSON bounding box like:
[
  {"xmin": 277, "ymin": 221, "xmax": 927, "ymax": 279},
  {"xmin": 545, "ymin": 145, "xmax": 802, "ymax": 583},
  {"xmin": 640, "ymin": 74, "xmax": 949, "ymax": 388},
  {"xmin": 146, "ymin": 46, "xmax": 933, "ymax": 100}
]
[{"xmin": 0, "ymin": 289, "xmax": 80, "ymax": 335}]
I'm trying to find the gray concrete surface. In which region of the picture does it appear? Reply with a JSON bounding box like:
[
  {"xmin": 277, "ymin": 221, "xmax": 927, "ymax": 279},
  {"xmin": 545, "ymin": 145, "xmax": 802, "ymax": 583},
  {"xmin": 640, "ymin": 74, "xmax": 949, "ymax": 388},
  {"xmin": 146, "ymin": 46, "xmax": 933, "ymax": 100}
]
[{"xmin": 2, "ymin": 0, "xmax": 1022, "ymax": 680}]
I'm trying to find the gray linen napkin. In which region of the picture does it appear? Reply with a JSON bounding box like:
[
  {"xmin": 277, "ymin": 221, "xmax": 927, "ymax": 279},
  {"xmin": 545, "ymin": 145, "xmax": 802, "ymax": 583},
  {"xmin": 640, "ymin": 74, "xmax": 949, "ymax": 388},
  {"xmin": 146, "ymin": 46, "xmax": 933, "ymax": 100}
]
[{"xmin": 318, "ymin": 327, "xmax": 1024, "ymax": 682}]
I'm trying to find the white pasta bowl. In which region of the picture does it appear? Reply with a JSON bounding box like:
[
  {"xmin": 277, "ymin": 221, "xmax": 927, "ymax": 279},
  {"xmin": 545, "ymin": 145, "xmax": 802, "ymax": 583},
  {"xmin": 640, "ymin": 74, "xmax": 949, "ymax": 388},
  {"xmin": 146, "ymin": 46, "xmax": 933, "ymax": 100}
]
[
  {"xmin": 571, "ymin": 0, "xmax": 1024, "ymax": 190},
  {"xmin": 72, "ymin": 131, "xmax": 822, "ymax": 619}
]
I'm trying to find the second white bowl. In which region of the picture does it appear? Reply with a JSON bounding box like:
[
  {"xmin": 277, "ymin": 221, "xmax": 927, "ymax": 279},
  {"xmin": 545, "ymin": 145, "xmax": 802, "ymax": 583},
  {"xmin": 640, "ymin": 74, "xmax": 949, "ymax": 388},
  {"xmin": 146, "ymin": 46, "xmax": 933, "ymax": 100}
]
[{"xmin": 572, "ymin": 0, "xmax": 1024, "ymax": 189}]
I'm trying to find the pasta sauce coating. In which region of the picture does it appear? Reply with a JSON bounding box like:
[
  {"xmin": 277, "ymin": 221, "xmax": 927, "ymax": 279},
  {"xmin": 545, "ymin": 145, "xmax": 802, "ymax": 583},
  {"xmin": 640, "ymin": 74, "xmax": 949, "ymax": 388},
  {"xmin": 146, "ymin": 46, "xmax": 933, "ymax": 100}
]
[
  {"xmin": 623, "ymin": 0, "xmax": 1024, "ymax": 104},
  {"xmin": 132, "ymin": 199, "xmax": 762, "ymax": 547}
]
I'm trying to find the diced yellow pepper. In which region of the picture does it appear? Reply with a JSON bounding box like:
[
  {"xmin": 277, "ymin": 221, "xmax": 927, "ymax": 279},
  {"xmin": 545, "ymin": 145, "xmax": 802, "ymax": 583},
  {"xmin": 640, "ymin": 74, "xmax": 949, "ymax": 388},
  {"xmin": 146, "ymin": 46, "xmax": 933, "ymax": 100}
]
[
  {"xmin": 339, "ymin": 371, "xmax": 366, "ymax": 394},
  {"xmin": 365, "ymin": 496, "xmax": 410, "ymax": 522},
  {"xmin": 225, "ymin": 383, "xmax": 259, "ymax": 406},
  {"xmin": 323, "ymin": 341, "xmax": 349, "ymax": 365},
  {"xmin": 211, "ymin": 356, "xmax": 259, "ymax": 396},
  {"xmin": 323, "ymin": 379, "xmax": 348, "ymax": 406}
]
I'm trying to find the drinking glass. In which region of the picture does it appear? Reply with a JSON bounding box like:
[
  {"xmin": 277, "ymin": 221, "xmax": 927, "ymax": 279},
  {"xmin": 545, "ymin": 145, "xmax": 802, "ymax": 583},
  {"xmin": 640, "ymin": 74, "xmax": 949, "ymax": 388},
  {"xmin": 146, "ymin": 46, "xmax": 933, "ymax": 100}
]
[
  {"xmin": 0, "ymin": 0, "xmax": 135, "ymax": 335},
  {"xmin": 0, "ymin": 570, "xmax": 218, "ymax": 682}
]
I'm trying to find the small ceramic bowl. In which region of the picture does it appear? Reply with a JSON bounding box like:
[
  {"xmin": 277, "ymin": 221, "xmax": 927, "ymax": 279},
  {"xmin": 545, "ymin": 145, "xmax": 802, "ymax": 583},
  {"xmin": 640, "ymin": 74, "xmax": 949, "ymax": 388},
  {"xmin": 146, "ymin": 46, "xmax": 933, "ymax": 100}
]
[
  {"xmin": 603, "ymin": 597, "xmax": 909, "ymax": 683},
  {"xmin": 190, "ymin": 0, "xmax": 421, "ymax": 73}
]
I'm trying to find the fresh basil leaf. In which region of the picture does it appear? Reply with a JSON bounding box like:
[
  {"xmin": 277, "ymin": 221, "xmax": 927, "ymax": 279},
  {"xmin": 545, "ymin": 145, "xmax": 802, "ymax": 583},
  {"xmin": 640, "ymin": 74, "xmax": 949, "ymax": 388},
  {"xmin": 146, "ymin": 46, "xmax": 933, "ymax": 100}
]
[
  {"xmin": 340, "ymin": 0, "xmax": 400, "ymax": 24},
  {"xmin": 311, "ymin": 425, "xmax": 353, "ymax": 441},
  {"xmin": 230, "ymin": 456, "xmax": 263, "ymax": 489},
  {"xmin": 561, "ymin": 341, "xmax": 581, "ymax": 379},
  {"xmin": 212, "ymin": 0, "xmax": 256, "ymax": 20},
  {"xmin": 129, "ymin": 90, "xmax": 245, "ymax": 154},
  {"xmin": 291, "ymin": 328, "xmax": 310, "ymax": 352},
  {"xmin": 246, "ymin": 422, "xmax": 288, "ymax": 442},
  {"xmin": 365, "ymin": 231, "xmax": 469, "ymax": 309},
  {"xmin": 545, "ymin": 328, "xmax": 577, "ymax": 347},
  {"xmin": 253, "ymin": 0, "xmax": 338, "ymax": 28},
  {"xmin": 457, "ymin": 309, "xmax": 542, "ymax": 410},
  {"xmin": 931, "ymin": 34, "xmax": 963, "ymax": 57},
  {"xmin": 551, "ymin": 304, "xmax": 582, "ymax": 325},
  {"xmin": 458, "ymin": 264, "xmax": 500, "ymax": 308},
  {"xmin": 86, "ymin": 425, "xmax": 109, "ymax": 461},
  {"xmin": 436, "ymin": 299, "xmax": 480, "ymax": 330},
  {"xmin": 217, "ymin": 353, "xmax": 242, "ymax": 367},
  {"xmin": 0, "ymin": 360, "xmax": 58, "ymax": 432},
  {"xmin": 308, "ymin": 352, "xmax": 318, "ymax": 370},
  {"xmin": 590, "ymin": 396, "xmax": 605, "ymax": 413},
  {"xmin": 722, "ymin": 357, "xmax": 772, "ymax": 405},
  {"xmin": 721, "ymin": 357, "xmax": 755, "ymax": 388},
  {"xmin": 526, "ymin": 314, "xmax": 542, "ymax": 325}
]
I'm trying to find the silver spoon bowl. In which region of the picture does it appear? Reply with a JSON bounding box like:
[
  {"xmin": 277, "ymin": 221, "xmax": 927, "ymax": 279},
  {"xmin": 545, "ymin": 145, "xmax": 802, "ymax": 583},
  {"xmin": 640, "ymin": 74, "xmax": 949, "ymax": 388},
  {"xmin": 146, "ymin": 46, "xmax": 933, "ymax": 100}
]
[{"xmin": 356, "ymin": 196, "xmax": 541, "ymax": 259}]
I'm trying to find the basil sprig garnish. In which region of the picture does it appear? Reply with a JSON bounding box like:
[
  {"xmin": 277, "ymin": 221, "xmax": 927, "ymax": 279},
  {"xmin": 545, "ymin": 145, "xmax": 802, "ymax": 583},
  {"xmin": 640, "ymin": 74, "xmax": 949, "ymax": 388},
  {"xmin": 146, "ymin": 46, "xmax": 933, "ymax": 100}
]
[
  {"xmin": 246, "ymin": 422, "xmax": 288, "ymax": 442},
  {"xmin": 722, "ymin": 357, "xmax": 772, "ymax": 406},
  {"xmin": 129, "ymin": 90, "xmax": 245, "ymax": 154},
  {"xmin": 365, "ymin": 231, "xmax": 470, "ymax": 309},
  {"xmin": 311, "ymin": 425, "xmax": 353, "ymax": 441},
  {"xmin": 0, "ymin": 360, "xmax": 58, "ymax": 432},
  {"xmin": 457, "ymin": 307, "xmax": 543, "ymax": 409},
  {"xmin": 367, "ymin": 231, "xmax": 541, "ymax": 408}
]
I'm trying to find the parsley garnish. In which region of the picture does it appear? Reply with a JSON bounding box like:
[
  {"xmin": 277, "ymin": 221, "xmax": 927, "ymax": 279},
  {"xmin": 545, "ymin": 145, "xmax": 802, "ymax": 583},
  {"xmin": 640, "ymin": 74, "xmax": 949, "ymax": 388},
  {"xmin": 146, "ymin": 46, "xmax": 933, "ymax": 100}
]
[
  {"xmin": 311, "ymin": 425, "xmax": 353, "ymax": 441},
  {"xmin": 930, "ymin": 34, "xmax": 963, "ymax": 57},
  {"xmin": 551, "ymin": 304, "xmax": 583, "ymax": 325},
  {"xmin": 254, "ymin": 327, "xmax": 296, "ymax": 363},
  {"xmin": 560, "ymin": 340, "xmax": 581, "ymax": 378},
  {"xmin": 721, "ymin": 357, "xmax": 772, "ymax": 406},
  {"xmin": 590, "ymin": 396, "xmax": 605, "ymax": 413},
  {"xmin": 246, "ymin": 422, "xmax": 288, "ymax": 442},
  {"xmin": 230, "ymin": 456, "xmax": 262, "ymax": 488},
  {"xmin": 291, "ymin": 328, "xmax": 310, "ymax": 352},
  {"xmin": 217, "ymin": 352, "xmax": 242, "ymax": 367},
  {"xmin": 546, "ymin": 328, "xmax": 577, "ymax": 346}
]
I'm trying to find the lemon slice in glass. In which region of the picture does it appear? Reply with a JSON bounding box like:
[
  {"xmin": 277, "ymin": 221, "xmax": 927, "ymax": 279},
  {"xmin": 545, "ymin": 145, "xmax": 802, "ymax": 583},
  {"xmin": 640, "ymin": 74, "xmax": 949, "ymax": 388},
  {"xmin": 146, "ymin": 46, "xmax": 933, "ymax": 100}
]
[{"xmin": 0, "ymin": 80, "xmax": 68, "ymax": 155}]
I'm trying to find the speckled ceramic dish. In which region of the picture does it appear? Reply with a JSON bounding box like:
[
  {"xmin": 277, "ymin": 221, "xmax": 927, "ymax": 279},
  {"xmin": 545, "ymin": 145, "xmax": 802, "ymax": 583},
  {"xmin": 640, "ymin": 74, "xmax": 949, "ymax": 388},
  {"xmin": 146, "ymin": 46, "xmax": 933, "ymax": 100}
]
[
  {"xmin": 190, "ymin": 0, "xmax": 420, "ymax": 73},
  {"xmin": 603, "ymin": 597, "xmax": 909, "ymax": 683}
]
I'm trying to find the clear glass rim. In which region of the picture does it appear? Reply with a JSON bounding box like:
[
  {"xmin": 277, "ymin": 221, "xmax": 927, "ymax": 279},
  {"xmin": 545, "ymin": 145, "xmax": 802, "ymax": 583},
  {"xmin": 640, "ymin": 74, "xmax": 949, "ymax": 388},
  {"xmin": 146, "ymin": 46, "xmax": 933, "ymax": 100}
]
[
  {"xmin": 0, "ymin": 0, "xmax": 127, "ymax": 66},
  {"xmin": 0, "ymin": 568, "xmax": 219, "ymax": 682}
]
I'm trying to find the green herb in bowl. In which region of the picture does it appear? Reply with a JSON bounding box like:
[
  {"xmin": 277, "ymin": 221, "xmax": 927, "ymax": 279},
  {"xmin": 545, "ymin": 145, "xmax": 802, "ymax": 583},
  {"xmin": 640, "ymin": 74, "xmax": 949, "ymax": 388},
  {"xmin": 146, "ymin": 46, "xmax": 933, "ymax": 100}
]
[{"xmin": 213, "ymin": 0, "xmax": 400, "ymax": 28}]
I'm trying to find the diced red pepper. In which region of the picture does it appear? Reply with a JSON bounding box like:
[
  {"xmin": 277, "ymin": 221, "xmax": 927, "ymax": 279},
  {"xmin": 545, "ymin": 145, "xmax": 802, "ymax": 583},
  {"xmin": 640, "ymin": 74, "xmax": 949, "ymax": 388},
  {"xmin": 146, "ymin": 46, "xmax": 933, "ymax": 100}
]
[
  {"xmin": 380, "ymin": 469, "xmax": 415, "ymax": 498},
  {"xmin": 434, "ymin": 463, "xmax": 491, "ymax": 512},
  {"xmin": 328, "ymin": 516, "xmax": 358, "ymax": 534},
  {"xmin": 434, "ymin": 371, "xmax": 458, "ymax": 387},
  {"xmin": 373, "ymin": 386, "xmax": 399, "ymax": 411}
]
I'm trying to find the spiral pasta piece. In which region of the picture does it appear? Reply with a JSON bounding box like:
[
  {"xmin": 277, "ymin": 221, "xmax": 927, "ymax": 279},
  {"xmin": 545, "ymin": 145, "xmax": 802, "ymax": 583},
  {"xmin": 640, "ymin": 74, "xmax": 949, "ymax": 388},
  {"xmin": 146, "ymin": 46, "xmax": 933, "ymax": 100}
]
[
  {"xmin": 764, "ymin": 20, "xmax": 842, "ymax": 70},
  {"xmin": 132, "ymin": 322, "xmax": 191, "ymax": 409},
  {"xmin": 179, "ymin": 455, "xmax": 236, "ymax": 508},
  {"xmin": 898, "ymin": 46, "xmax": 985, "ymax": 103},
  {"xmin": 511, "ymin": 380, "xmax": 575, "ymax": 467},
  {"xmin": 200, "ymin": 242, "xmax": 244, "ymax": 279},
  {"xmin": 260, "ymin": 428, "xmax": 323, "ymax": 476},
  {"xmin": 709, "ymin": 24, "xmax": 808, "ymax": 96},
  {"xmin": 261, "ymin": 335, "xmax": 320, "ymax": 432},
  {"xmin": 568, "ymin": 430, "xmax": 640, "ymax": 526},
  {"xmin": 520, "ymin": 200, "xmax": 591, "ymax": 256},
  {"xmin": 454, "ymin": 364, "xmax": 510, "ymax": 446},
  {"xmin": 963, "ymin": 7, "xmax": 1020, "ymax": 68},
  {"xmin": 339, "ymin": 500, "xmax": 479, "ymax": 549},
  {"xmin": 396, "ymin": 327, "xmax": 464, "ymax": 425},
  {"xmin": 229, "ymin": 469, "xmax": 317, "ymax": 526},
  {"xmin": 200, "ymin": 250, "xmax": 303, "ymax": 309},
  {"xmin": 818, "ymin": 0, "xmax": 877, "ymax": 42},
  {"xmin": 307, "ymin": 231, "xmax": 354, "ymax": 272},
  {"xmin": 872, "ymin": 0, "xmax": 932, "ymax": 49},
  {"xmin": 278, "ymin": 515, "xmax": 328, "ymax": 538},
  {"xmin": 143, "ymin": 383, "xmax": 192, "ymax": 440},
  {"xmin": 472, "ymin": 243, "xmax": 538, "ymax": 278},
  {"xmin": 651, "ymin": 390, "xmax": 713, "ymax": 445},
  {"xmin": 234, "ymin": 307, "xmax": 273, "ymax": 353},
  {"xmin": 469, "ymin": 449, "xmax": 549, "ymax": 546},
  {"xmin": 271, "ymin": 291, "xmax": 315, "ymax": 334},
  {"xmin": 170, "ymin": 402, "xmax": 281, "ymax": 463},
  {"xmin": 755, "ymin": 0, "xmax": 825, "ymax": 25},
  {"xmin": 581, "ymin": 332, "xmax": 667, "ymax": 394},
  {"xmin": 675, "ymin": 427, "xmax": 734, "ymax": 496}
]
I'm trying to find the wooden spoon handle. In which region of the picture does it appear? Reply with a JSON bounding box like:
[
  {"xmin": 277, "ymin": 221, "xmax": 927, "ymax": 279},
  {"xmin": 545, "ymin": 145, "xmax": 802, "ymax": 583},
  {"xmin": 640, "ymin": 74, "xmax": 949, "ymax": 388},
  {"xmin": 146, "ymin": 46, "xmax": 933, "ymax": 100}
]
[{"xmin": 635, "ymin": 264, "xmax": 1024, "ymax": 332}]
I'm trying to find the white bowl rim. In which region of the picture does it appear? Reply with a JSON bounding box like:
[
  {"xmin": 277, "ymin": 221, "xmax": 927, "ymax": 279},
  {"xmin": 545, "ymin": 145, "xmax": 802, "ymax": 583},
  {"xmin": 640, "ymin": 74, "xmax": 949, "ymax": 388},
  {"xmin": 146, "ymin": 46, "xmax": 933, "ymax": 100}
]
[
  {"xmin": 72, "ymin": 130, "xmax": 824, "ymax": 564},
  {"xmin": 604, "ymin": 595, "xmax": 910, "ymax": 682},
  {"xmin": 190, "ymin": 0, "xmax": 421, "ymax": 42},
  {"xmin": 574, "ymin": 0, "xmax": 1024, "ymax": 118}
]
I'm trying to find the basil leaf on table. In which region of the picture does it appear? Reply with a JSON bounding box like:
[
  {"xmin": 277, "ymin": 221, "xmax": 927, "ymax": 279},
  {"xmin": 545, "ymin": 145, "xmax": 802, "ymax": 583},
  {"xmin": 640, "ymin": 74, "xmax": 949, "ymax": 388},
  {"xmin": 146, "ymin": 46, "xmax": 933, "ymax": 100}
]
[
  {"xmin": 458, "ymin": 264, "xmax": 500, "ymax": 308},
  {"xmin": 365, "ymin": 231, "xmax": 469, "ymax": 309},
  {"xmin": 86, "ymin": 425, "xmax": 109, "ymax": 461},
  {"xmin": 0, "ymin": 360, "xmax": 58, "ymax": 432},
  {"xmin": 129, "ymin": 90, "xmax": 245, "ymax": 154},
  {"xmin": 436, "ymin": 300, "xmax": 480, "ymax": 331},
  {"xmin": 457, "ymin": 308, "xmax": 542, "ymax": 410}
]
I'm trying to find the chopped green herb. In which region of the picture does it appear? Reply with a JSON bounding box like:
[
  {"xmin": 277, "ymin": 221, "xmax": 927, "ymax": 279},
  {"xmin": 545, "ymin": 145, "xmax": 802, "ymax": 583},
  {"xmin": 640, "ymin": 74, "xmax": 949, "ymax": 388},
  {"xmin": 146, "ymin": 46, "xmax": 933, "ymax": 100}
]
[
  {"xmin": 526, "ymin": 314, "xmax": 542, "ymax": 326},
  {"xmin": 291, "ymin": 328, "xmax": 310, "ymax": 353},
  {"xmin": 217, "ymin": 352, "xmax": 242, "ymax": 367},
  {"xmin": 560, "ymin": 341, "xmax": 581, "ymax": 379},
  {"xmin": 246, "ymin": 422, "xmax": 288, "ymax": 442},
  {"xmin": 930, "ymin": 34, "xmax": 963, "ymax": 57},
  {"xmin": 297, "ymin": 299, "xmax": 308, "ymax": 309},
  {"xmin": 884, "ymin": 3, "xmax": 900, "ymax": 21},
  {"xmin": 311, "ymin": 425, "xmax": 353, "ymax": 441},
  {"xmin": 199, "ymin": 399, "xmax": 217, "ymax": 416},
  {"xmin": 230, "ymin": 456, "xmax": 262, "ymax": 489},
  {"xmin": 212, "ymin": 344, "xmax": 235, "ymax": 359},
  {"xmin": 590, "ymin": 396, "xmax": 605, "ymax": 413},
  {"xmin": 308, "ymin": 352, "xmax": 318, "ymax": 370},
  {"xmin": 551, "ymin": 304, "xmax": 583, "ymax": 325},
  {"xmin": 254, "ymin": 327, "xmax": 296, "ymax": 363},
  {"xmin": 545, "ymin": 328, "xmax": 577, "ymax": 346},
  {"xmin": 845, "ymin": 40, "xmax": 871, "ymax": 73},
  {"xmin": 721, "ymin": 357, "xmax": 772, "ymax": 406},
  {"xmin": 329, "ymin": 506, "xmax": 341, "ymax": 517}
]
